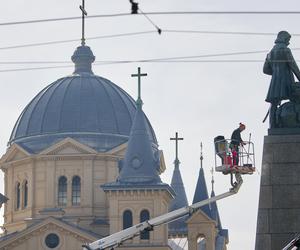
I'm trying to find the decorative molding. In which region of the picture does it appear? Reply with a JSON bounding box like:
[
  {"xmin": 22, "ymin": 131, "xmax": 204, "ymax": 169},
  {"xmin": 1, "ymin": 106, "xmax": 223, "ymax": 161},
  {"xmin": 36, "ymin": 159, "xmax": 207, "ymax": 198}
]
[
  {"xmin": 39, "ymin": 137, "xmax": 98, "ymax": 155},
  {"xmin": 0, "ymin": 218, "xmax": 98, "ymax": 249},
  {"xmin": 0, "ymin": 144, "xmax": 31, "ymax": 165}
]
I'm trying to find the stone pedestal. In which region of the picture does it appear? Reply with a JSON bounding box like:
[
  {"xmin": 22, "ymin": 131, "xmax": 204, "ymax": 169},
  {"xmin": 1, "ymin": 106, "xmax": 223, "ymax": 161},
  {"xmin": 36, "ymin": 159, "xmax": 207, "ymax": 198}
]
[{"xmin": 255, "ymin": 134, "xmax": 300, "ymax": 250}]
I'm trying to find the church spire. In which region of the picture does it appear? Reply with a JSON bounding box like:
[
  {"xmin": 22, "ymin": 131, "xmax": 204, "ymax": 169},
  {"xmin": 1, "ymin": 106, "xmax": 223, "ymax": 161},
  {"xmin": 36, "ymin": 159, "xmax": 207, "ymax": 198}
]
[
  {"xmin": 210, "ymin": 153, "xmax": 222, "ymax": 229},
  {"xmin": 71, "ymin": 0, "xmax": 95, "ymax": 75},
  {"xmin": 117, "ymin": 67, "xmax": 161, "ymax": 184},
  {"xmin": 211, "ymin": 151, "xmax": 215, "ymax": 193},
  {"xmin": 168, "ymin": 132, "xmax": 188, "ymax": 236},
  {"xmin": 200, "ymin": 142, "xmax": 204, "ymax": 169},
  {"xmin": 192, "ymin": 142, "xmax": 211, "ymax": 217}
]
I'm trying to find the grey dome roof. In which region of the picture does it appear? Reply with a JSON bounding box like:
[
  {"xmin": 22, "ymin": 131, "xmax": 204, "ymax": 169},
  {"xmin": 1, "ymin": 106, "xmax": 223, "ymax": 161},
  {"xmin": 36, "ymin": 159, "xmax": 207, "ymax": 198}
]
[{"xmin": 9, "ymin": 46, "xmax": 157, "ymax": 153}]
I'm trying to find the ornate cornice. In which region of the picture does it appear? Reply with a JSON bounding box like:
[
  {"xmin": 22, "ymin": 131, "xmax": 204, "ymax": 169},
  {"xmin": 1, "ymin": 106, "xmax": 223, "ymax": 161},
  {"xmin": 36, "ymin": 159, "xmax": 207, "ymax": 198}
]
[{"xmin": 0, "ymin": 219, "xmax": 97, "ymax": 249}]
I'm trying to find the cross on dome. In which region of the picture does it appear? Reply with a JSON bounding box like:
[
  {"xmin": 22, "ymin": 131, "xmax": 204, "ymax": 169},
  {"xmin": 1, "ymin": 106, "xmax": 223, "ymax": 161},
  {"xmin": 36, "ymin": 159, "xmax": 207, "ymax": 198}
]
[{"xmin": 80, "ymin": 0, "xmax": 87, "ymax": 46}]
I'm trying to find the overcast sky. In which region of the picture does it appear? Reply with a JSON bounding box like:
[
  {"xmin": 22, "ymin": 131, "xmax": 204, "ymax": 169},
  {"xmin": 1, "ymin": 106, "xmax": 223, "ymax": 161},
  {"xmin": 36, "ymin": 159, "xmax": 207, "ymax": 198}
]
[{"xmin": 1, "ymin": 1, "xmax": 300, "ymax": 249}]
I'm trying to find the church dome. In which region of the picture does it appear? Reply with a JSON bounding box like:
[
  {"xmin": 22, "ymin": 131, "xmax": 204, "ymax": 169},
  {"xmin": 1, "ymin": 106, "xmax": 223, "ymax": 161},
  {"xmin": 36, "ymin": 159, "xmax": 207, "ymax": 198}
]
[{"xmin": 9, "ymin": 45, "xmax": 157, "ymax": 153}]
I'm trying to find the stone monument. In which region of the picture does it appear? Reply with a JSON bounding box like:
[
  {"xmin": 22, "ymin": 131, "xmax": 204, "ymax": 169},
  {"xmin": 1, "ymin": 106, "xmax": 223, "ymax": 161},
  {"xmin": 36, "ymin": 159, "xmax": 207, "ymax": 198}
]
[{"xmin": 255, "ymin": 31, "xmax": 300, "ymax": 249}]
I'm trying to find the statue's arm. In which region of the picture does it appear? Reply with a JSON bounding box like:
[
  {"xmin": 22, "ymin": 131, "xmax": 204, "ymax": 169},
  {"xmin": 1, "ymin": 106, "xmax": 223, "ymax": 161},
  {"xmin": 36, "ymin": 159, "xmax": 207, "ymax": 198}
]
[
  {"xmin": 287, "ymin": 48, "xmax": 300, "ymax": 81},
  {"xmin": 263, "ymin": 54, "xmax": 272, "ymax": 75}
]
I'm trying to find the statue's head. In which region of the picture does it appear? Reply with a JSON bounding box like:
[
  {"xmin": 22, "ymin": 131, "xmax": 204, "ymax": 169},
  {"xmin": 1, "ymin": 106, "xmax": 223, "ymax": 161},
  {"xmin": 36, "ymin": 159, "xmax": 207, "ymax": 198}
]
[{"xmin": 275, "ymin": 31, "xmax": 291, "ymax": 45}]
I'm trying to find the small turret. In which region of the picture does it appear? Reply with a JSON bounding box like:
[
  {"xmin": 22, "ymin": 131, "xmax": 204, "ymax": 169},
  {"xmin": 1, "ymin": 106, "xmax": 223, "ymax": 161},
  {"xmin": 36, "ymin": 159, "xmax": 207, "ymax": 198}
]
[
  {"xmin": 192, "ymin": 143, "xmax": 212, "ymax": 217},
  {"xmin": 168, "ymin": 132, "xmax": 188, "ymax": 236},
  {"xmin": 117, "ymin": 100, "xmax": 161, "ymax": 184}
]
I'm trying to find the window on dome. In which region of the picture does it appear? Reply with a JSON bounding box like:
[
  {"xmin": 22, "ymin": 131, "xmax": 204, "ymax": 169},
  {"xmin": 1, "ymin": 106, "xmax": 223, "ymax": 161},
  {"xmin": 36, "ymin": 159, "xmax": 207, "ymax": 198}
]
[
  {"xmin": 140, "ymin": 209, "xmax": 150, "ymax": 240},
  {"xmin": 16, "ymin": 182, "xmax": 20, "ymax": 210},
  {"xmin": 58, "ymin": 176, "xmax": 67, "ymax": 206},
  {"xmin": 72, "ymin": 176, "xmax": 81, "ymax": 206},
  {"xmin": 123, "ymin": 210, "xmax": 133, "ymax": 229},
  {"xmin": 23, "ymin": 180, "xmax": 28, "ymax": 208}
]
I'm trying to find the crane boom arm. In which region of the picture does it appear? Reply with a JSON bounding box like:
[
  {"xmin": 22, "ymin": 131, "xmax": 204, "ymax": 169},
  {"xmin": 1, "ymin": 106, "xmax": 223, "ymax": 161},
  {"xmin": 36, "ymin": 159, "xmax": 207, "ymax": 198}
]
[{"xmin": 83, "ymin": 174, "xmax": 242, "ymax": 250}]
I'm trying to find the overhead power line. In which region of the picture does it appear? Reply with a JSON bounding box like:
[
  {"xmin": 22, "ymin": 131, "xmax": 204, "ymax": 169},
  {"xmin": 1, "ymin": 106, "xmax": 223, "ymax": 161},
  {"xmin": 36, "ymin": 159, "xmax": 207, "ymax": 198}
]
[
  {"xmin": 0, "ymin": 31, "xmax": 156, "ymax": 50},
  {"xmin": 164, "ymin": 30, "xmax": 300, "ymax": 36},
  {"xmin": 1, "ymin": 11, "xmax": 300, "ymax": 26},
  {"xmin": 2, "ymin": 58, "xmax": 300, "ymax": 73},
  {"xmin": 138, "ymin": 8, "xmax": 162, "ymax": 34},
  {"xmin": 2, "ymin": 48, "xmax": 300, "ymax": 65},
  {"xmin": 1, "ymin": 29, "xmax": 300, "ymax": 51}
]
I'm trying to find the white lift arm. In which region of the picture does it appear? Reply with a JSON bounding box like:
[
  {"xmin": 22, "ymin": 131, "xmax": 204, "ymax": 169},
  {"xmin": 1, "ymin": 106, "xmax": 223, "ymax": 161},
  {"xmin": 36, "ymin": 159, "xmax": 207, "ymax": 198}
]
[
  {"xmin": 83, "ymin": 174, "xmax": 243, "ymax": 250},
  {"xmin": 282, "ymin": 234, "xmax": 300, "ymax": 250}
]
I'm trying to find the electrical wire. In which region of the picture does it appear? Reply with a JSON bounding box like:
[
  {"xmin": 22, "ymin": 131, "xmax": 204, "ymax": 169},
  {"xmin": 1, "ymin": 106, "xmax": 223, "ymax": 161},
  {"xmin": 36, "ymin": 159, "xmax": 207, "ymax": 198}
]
[
  {"xmin": 0, "ymin": 61, "xmax": 70, "ymax": 64},
  {"xmin": 2, "ymin": 59, "xmax": 300, "ymax": 73},
  {"xmin": 2, "ymin": 51, "xmax": 300, "ymax": 65},
  {"xmin": 138, "ymin": 7, "xmax": 162, "ymax": 34},
  {"xmin": 1, "ymin": 11, "xmax": 300, "ymax": 26},
  {"xmin": 1, "ymin": 45, "xmax": 300, "ymax": 71},
  {"xmin": 2, "ymin": 29, "xmax": 300, "ymax": 51},
  {"xmin": 0, "ymin": 31, "xmax": 157, "ymax": 50},
  {"xmin": 0, "ymin": 65, "xmax": 73, "ymax": 72},
  {"xmin": 164, "ymin": 29, "xmax": 300, "ymax": 37}
]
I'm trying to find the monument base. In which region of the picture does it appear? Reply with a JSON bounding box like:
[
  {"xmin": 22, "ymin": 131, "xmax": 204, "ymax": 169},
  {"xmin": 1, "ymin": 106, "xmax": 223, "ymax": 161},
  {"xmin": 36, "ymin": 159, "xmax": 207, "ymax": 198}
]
[
  {"xmin": 255, "ymin": 134, "xmax": 300, "ymax": 250},
  {"xmin": 268, "ymin": 128, "xmax": 300, "ymax": 135}
]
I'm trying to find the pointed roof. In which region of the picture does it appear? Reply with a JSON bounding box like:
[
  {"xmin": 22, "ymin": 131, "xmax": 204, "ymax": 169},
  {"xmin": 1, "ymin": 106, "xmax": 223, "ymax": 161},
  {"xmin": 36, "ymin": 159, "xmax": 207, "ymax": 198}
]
[
  {"xmin": 103, "ymin": 70, "xmax": 172, "ymax": 194},
  {"xmin": 116, "ymin": 102, "xmax": 161, "ymax": 184},
  {"xmin": 169, "ymin": 159, "xmax": 188, "ymax": 210},
  {"xmin": 210, "ymin": 190, "xmax": 222, "ymax": 230},
  {"xmin": 168, "ymin": 159, "xmax": 189, "ymax": 236},
  {"xmin": 210, "ymin": 170, "xmax": 229, "ymax": 244},
  {"xmin": 211, "ymin": 186, "xmax": 229, "ymax": 243},
  {"xmin": 192, "ymin": 147, "xmax": 212, "ymax": 218}
]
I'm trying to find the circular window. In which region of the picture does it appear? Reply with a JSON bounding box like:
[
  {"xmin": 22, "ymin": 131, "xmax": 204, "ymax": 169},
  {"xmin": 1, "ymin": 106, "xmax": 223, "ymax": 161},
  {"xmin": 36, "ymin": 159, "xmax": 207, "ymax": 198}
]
[
  {"xmin": 45, "ymin": 233, "xmax": 60, "ymax": 249},
  {"xmin": 131, "ymin": 156, "xmax": 143, "ymax": 169}
]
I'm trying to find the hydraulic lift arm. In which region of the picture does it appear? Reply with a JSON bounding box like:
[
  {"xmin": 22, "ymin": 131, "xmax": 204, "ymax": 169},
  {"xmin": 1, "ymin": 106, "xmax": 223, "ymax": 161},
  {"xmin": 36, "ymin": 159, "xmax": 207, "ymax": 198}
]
[{"xmin": 83, "ymin": 173, "xmax": 243, "ymax": 250}]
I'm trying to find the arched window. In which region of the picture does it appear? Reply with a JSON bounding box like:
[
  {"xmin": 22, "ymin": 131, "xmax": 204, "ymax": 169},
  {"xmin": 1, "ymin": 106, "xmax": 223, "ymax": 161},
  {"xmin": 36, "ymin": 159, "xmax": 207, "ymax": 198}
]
[
  {"xmin": 140, "ymin": 209, "xmax": 150, "ymax": 240},
  {"xmin": 23, "ymin": 180, "xmax": 28, "ymax": 208},
  {"xmin": 16, "ymin": 182, "xmax": 20, "ymax": 210},
  {"xmin": 58, "ymin": 176, "xmax": 67, "ymax": 206},
  {"xmin": 72, "ymin": 176, "xmax": 81, "ymax": 206},
  {"xmin": 123, "ymin": 210, "xmax": 133, "ymax": 229}
]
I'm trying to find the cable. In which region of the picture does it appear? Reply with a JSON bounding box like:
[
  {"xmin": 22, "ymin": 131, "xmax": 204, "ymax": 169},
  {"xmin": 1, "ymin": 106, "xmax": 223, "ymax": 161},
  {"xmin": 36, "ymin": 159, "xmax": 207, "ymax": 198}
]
[
  {"xmin": 3, "ymin": 53, "xmax": 300, "ymax": 65},
  {"xmin": 138, "ymin": 7, "xmax": 162, "ymax": 34},
  {"xmin": 2, "ymin": 29, "xmax": 300, "ymax": 51},
  {"xmin": 1, "ymin": 11, "xmax": 300, "ymax": 26},
  {"xmin": 2, "ymin": 46, "xmax": 300, "ymax": 70},
  {"xmin": 0, "ymin": 31, "xmax": 157, "ymax": 50},
  {"xmin": 0, "ymin": 14, "xmax": 128, "ymax": 26},
  {"xmin": 2, "ymin": 59, "xmax": 299, "ymax": 73},
  {"xmin": 0, "ymin": 65, "xmax": 73, "ymax": 72},
  {"xmin": 0, "ymin": 61, "xmax": 70, "ymax": 64},
  {"xmin": 164, "ymin": 29, "xmax": 300, "ymax": 37}
]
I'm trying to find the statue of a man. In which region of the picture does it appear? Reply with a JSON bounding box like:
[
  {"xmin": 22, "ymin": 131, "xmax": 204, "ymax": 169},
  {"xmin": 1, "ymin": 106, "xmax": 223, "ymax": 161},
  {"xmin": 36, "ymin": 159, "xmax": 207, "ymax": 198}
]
[{"xmin": 263, "ymin": 30, "xmax": 300, "ymax": 128}]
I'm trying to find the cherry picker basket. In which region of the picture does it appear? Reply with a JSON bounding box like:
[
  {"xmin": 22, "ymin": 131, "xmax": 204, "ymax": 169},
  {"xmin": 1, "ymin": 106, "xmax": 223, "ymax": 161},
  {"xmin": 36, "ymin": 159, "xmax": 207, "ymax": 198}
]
[{"xmin": 214, "ymin": 136, "xmax": 255, "ymax": 175}]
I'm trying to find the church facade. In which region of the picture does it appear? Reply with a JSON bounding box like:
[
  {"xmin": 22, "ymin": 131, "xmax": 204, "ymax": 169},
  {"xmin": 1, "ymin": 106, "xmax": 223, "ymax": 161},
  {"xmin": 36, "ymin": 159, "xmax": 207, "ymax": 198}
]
[{"xmin": 0, "ymin": 44, "xmax": 228, "ymax": 250}]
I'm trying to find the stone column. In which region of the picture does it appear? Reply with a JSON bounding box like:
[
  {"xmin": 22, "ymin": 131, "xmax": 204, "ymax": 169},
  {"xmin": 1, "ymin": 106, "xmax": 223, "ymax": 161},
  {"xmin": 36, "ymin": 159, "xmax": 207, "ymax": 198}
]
[
  {"xmin": 255, "ymin": 134, "xmax": 300, "ymax": 250},
  {"xmin": 205, "ymin": 234, "xmax": 215, "ymax": 250},
  {"xmin": 187, "ymin": 233, "xmax": 198, "ymax": 250}
]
